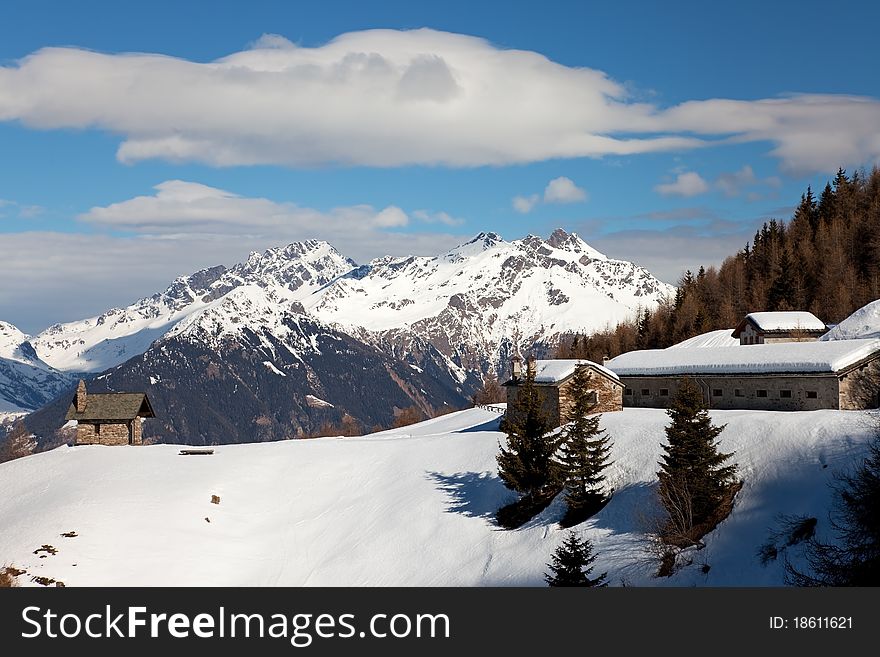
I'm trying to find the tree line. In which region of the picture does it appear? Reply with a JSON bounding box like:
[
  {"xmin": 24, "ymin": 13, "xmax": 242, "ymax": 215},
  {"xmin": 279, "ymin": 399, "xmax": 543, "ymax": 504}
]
[{"xmin": 558, "ymin": 167, "xmax": 880, "ymax": 362}]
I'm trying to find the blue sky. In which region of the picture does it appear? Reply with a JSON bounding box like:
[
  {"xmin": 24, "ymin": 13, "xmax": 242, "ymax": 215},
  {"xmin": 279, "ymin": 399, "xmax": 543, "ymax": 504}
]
[{"xmin": 2, "ymin": 0, "xmax": 880, "ymax": 333}]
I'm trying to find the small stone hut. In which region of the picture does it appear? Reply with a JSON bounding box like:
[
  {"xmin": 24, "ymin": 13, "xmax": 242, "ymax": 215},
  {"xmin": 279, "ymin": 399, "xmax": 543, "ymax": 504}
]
[
  {"xmin": 732, "ymin": 311, "xmax": 826, "ymax": 345},
  {"xmin": 503, "ymin": 356, "xmax": 623, "ymax": 428},
  {"xmin": 65, "ymin": 380, "xmax": 155, "ymax": 446}
]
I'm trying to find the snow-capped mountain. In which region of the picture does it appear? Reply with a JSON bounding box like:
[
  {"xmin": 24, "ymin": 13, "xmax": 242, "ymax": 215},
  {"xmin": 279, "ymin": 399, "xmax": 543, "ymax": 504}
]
[
  {"xmin": 27, "ymin": 229, "xmax": 672, "ymax": 376},
  {"xmin": 307, "ymin": 229, "xmax": 674, "ymax": 370},
  {"xmin": 0, "ymin": 321, "xmax": 75, "ymax": 412}
]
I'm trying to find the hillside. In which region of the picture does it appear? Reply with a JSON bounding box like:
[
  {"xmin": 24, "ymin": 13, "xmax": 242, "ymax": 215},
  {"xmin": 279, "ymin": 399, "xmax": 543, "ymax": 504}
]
[{"xmin": 0, "ymin": 405, "xmax": 873, "ymax": 587}]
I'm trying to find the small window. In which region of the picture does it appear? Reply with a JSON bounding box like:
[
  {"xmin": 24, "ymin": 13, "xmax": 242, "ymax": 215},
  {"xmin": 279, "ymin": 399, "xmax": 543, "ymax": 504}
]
[
  {"xmin": 624, "ymin": 388, "xmax": 633, "ymax": 396},
  {"xmin": 734, "ymin": 389, "xmax": 744, "ymax": 398},
  {"xmin": 806, "ymin": 391, "xmax": 818, "ymax": 399},
  {"xmin": 586, "ymin": 391, "xmax": 599, "ymax": 404},
  {"xmin": 641, "ymin": 389, "xmax": 650, "ymax": 396},
  {"xmin": 659, "ymin": 388, "xmax": 669, "ymax": 397},
  {"xmin": 712, "ymin": 389, "xmax": 723, "ymax": 397},
  {"xmin": 757, "ymin": 389, "xmax": 768, "ymax": 398},
  {"xmin": 95, "ymin": 423, "xmax": 101, "ymax": 435},
  {"xmin": 780, "ymin": 390, "xmax": 792, "ymax": 398}
]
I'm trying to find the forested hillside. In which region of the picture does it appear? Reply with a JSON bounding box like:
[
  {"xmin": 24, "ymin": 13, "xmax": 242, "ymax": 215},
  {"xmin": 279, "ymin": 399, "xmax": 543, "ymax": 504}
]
[{"xmin": 560, "ymin": 167, "xmax": 880, "ymax": 361}]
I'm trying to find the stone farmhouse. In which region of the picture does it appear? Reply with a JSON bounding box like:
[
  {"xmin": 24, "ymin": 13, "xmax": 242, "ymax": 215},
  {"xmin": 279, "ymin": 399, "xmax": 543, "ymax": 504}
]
[
  {"xmin": 732, "ymin": 311, "xmax": 826, "ymax": 345},
  {"xmin": 503, "ymin": 356, "xmax": 623, "ymax": 428},
  {"xmin": 65, "ymin": 380, "xmax": 155, "ymax": 445},
  {"xmin": 605, "ymin": 313, "xmax": 880, "ymax": 411}
]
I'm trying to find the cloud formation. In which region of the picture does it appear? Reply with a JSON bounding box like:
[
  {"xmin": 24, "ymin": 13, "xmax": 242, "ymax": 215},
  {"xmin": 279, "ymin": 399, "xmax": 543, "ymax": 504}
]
[
  {"xmin": 513, "ymin": 176, "xmax": 588, "ymax": 213},
  {"xmin": 1, "ymin": 29, "xmax": 877, "ymax": 171},
  {"xmin": 543, "ymin": 176, "xmax": 588, "ymax": 203},
  {"xmin": 654, "ymin": 172, "xmax": 710, "ymax": 197}
]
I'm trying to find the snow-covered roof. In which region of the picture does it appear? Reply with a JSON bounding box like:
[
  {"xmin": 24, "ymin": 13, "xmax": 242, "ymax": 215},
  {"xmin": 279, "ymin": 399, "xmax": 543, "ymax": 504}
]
[
  {"xmin": 737, "ymin": 311, "xmax": 826, "ymax": 334},
  {"xmin": 668, "ymin": 329, "xmax": 739, "ymax": 349},
  {"xmin": 821, "ymin": 299, "xmax": 880, "ymax": 341},
  {"xmin": 530, "ymin": 359, "xmax": 620, "ymax": 383},
  {"xmin": 605, "ymin": 338, "xmax": 880, "ymax": 376}
]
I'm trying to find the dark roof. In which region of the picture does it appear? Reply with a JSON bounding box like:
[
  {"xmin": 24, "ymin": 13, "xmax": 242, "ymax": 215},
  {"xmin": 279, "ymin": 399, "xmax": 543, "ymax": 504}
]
[{"xmin": 65, "ymin": 393, "xmax": 155, "ymax": 421}]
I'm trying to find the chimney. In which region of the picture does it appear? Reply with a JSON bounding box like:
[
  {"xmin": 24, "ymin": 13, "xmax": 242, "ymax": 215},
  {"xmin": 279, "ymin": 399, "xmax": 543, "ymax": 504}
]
[
  {"xmin": 511, "ymin": 355, "xmax": 522, "ymax": 380},
  {"xmin": 75, "ymin": 379, "xmax": 87, "ymax": 413},
  {"xmin": 602, "ymin": 355, "xmax": 610, "ymax": 366},
  {"xmin": 526, "ymin": 354, "xmax": 537, "ymax": 377}
]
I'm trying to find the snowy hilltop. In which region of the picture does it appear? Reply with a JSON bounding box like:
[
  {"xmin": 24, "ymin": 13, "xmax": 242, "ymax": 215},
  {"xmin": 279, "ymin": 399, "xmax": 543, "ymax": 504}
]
[{"xmin": 0, "ymin": 405, "xmax": 873, "ymax": 586}]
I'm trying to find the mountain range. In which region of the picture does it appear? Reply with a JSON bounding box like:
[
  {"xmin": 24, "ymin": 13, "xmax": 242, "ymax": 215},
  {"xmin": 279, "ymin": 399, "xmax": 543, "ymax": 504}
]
[{"xmin": 3, "ymin": 229, "xmax": 673, "ymax": 446}]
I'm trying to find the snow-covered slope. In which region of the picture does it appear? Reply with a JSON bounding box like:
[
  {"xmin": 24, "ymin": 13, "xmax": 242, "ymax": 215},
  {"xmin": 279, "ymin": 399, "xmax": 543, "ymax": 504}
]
[
  {"xmin": 0, "ymin": 321, "xmax": 75, "ymax": 411},
  {"xmin": 668, "ymin": 328, "xmax": 739, "ymax": 349},
  {"xmin": 0, "ymin": 406, "xmax": 872, "ymax": 586},
  {"xmin": 308, "ymin": 229, "xmax": 673, "ymax": 368},
  {"xmin": 821, "ymin": 298, "xmax": 880, "ymax": 341}
]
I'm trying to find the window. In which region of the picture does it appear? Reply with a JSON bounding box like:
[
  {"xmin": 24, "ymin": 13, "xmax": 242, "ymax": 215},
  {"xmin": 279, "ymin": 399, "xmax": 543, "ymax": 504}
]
[
  {"xmin": 757, "ymin": 389, "xmax": 768, "ymax": 398},
  {"xmin": 641, "ymin": 389, "xmax": 650, "ymax": 396},
  {"xmin": 624, "ymin": 388, "xmax": 633, "ymax": 396},
  {"xmin": 659, "ymin": 388, "xmax": 669, "ymax": 397},
  {"xmin": 712, "ymin": 389, "xmax": 723, "ymax": 397},
  {"xmin": 780, "ymin": 390, "xmax": 792, "ymax": 398},
  {"xmin": 586, "ymin": 391, "xmax": 599, "ymax": 404},
  {"xmin": 806, "ymin": 391, "xmax": 818, "ymax": 399},
  {"xmin": 734, "ymin": 389, "xmax": 744, "ymax": 397},
  {"xmin": 95, "ymin": 423, "xmax": 101, "ymax": 435}
]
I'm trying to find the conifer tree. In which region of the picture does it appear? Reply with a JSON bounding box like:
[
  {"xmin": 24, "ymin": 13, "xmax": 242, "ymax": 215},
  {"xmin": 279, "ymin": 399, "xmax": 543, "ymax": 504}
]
[
  {"xmin": 544, "ymin": 531, "xmax": 607, "ymax": 587},
  {"xmin": 558, "ymin": 365, "xmax": 613, "ymax": 515},
  {"xmin": 657, "ymin": 378, "xmax": 738, "ymax": 543},
  {"xmin": 497, "ymin": 364, "xmax": 558, "ymax": 499}
]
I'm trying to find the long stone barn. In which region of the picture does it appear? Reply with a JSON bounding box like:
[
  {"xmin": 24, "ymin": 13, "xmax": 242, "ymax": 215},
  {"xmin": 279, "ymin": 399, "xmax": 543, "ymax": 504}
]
[
  {"xmin": 604, "ymin": 338, "xmax": 880, "ymax": 411},
  {"xmin": 65, "ymin": 380, "xmax": 156, "ymax": 445},
  {"xmin": 504, "ymin": 357, "xmax": 624, "ymax": 428}
]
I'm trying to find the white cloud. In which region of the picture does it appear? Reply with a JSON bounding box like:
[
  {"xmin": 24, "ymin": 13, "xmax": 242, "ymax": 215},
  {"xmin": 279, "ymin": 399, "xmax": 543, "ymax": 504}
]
[
  {"xmin": 373, "ymin": 206, "xmax": 409, "ymax": 227},
  {"xmin": 512, "ymin": 194, "xmax": 539, "ymax": 214},
  {"xmin": 3, "ymin": 29, "xmax": 877, "ymax": 172},
  {"xmin": 543, "ymin": 176, "xmax": 588, "ymax": 203},
  {"xmin": 654, "ymin": 172, "xmax": 710, "ymax": 197},
  {"xmin": 412, "ymin": 209, "xmax": 465, "ymax": 226}
]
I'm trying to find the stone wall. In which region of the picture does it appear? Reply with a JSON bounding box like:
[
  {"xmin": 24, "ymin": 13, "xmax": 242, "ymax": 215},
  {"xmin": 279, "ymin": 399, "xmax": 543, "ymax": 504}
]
[
  {"xmin": 76, "ymin": 421, "xmax": 133, "ymax": 446},
  {"xmin": 620, "ymin": 374, "xmax": 842, "ymax": 411}
]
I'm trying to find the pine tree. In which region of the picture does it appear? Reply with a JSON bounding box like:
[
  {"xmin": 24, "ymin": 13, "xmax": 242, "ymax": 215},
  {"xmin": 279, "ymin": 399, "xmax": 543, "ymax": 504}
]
[
  {"xmin": 657, "ymin": 378, "xmax": 738, "ymax": 544},
  {"xmin": 558, "ymin": 365, "xmax": 613, "ymax": 517},
  {"xmin": 767, "ymin": 246, "xmax": 795, "ymax": 311},
  {"xmin": 544, "ymin": 531, "xmax": 607, "ymax": 587},
  {"xmin": 497, "ymin": 365, "xmax": 558, "ymax": 499}
]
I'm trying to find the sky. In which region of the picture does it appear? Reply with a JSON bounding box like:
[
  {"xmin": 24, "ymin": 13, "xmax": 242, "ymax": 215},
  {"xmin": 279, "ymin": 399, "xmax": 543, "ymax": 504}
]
[{"xmin": 2, "ymin": 0, "xmax": 880, "ymax": 334}]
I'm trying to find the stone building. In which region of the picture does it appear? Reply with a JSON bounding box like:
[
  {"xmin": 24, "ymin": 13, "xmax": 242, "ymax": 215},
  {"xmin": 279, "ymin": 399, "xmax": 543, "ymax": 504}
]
[
  {"xmin": 605, "ymin": 338, "xmax": 880, "ymax": 411},
  {"xmin": 503, "ymin": 357, "xmax": 623, "ymax": 428},
  {"xmin": 65, "ymin": 380, "xmax": 156, "ymax": 445},
  {"xmin": 732, "ymin": 311, "xmax": 826, "ymax": 345}
]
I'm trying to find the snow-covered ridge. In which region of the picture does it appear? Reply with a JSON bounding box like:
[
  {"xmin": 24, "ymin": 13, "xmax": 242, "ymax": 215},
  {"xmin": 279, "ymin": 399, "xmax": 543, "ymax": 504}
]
[
  {"xmin": 821, "ymin": 299, "xmax": 880, "ymax": 341},
  {"xmin": 30, "ymin": 241, "xmax": 355, "ymax": 373},
  {"xmin": 306, "ymin": 228, "xmax": 673, "ymax": 367}
]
